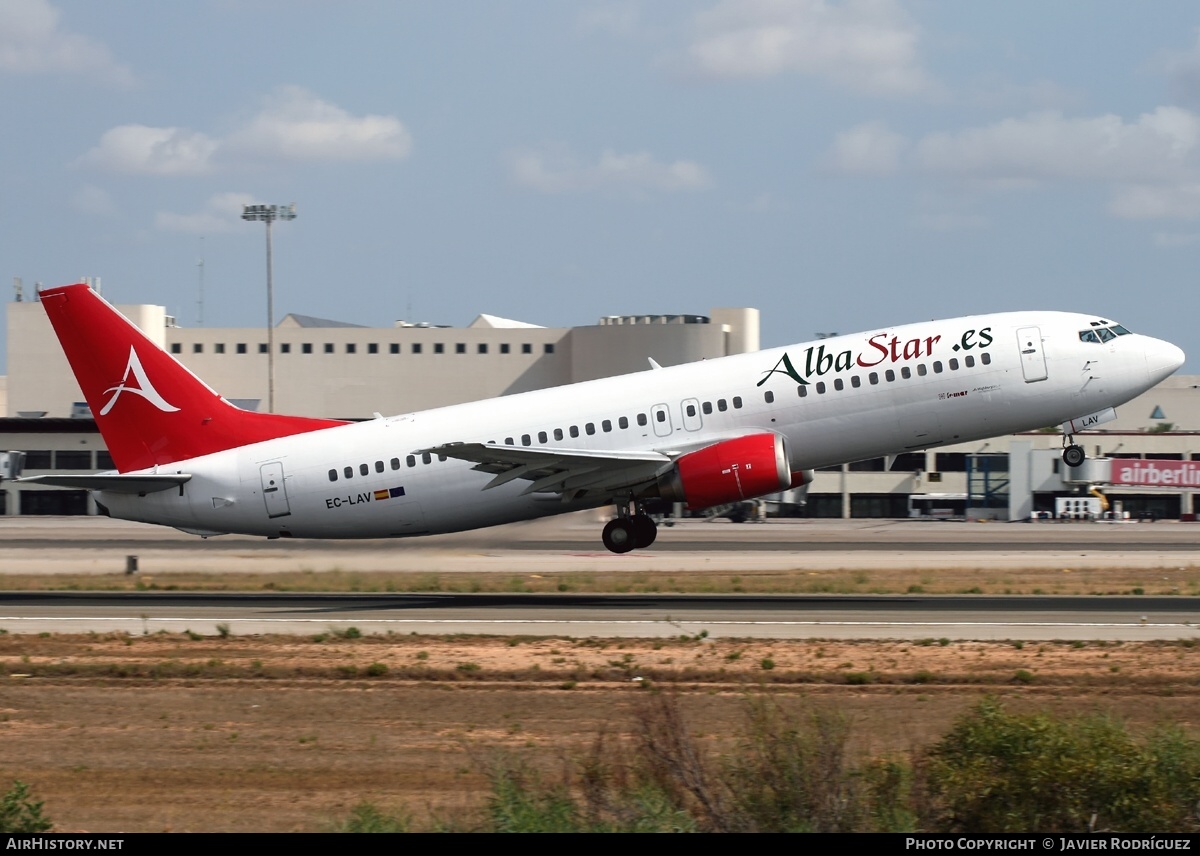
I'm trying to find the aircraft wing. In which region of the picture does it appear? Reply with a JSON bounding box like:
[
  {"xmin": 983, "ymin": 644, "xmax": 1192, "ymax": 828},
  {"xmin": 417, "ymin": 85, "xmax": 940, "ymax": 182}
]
[
  {"xmin": 420, "ymin": 442, "xmax": 673, "ymax": 499},
  {"xmin": 17, "ymin": 474, "xmax": 192, "ymax": 494}
]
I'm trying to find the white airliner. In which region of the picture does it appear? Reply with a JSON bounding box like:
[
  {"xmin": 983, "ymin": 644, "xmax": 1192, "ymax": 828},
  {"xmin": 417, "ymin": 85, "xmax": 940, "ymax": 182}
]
[{"xmin": 22, "ymin": 283, "xmax": 1185, "ymax": 552}]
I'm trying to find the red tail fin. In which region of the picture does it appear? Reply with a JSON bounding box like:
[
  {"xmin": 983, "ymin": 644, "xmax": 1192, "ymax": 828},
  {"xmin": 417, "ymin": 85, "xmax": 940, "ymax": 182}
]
[{"xmin": 40, "ymin": 283, "xmax": 346, "ymax": 472}]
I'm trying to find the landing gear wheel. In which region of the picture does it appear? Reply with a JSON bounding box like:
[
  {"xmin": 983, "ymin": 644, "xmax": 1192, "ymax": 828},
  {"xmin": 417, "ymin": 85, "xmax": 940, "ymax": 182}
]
[
  {"xmin": 602, "ymin": 518, "xmax": 636, "ymax": 554},
  {"xmin": 1062, "ymin": 444, "xmax": 1086, "ymax": 468},
  {"xmin": 630, "ymin": 513, "xmax": 657, "ymax": 549}
]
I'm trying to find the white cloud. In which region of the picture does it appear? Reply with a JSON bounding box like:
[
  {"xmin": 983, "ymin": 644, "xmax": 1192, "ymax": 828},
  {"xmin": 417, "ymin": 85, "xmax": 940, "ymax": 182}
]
[
  {"xmin": 683, "ymin": 0, "xmax": 935, "ymax": 96},
  {"xmin": 1153, "ymin": 230, "xmax": 1200, "ymax": 247},
  {"xmin": 224, "ymin": 87, "xmax": 413, "ymax": 162},
  {"xmin": 0, "ymin": 0, "xmax": 133, "ymax": 84},
  {"xmin": 828, "ymin": 107, "xmax": 1200, "ymax": 222},
  {"xmin": 509, "ymin": 146, "xmax": 711, "ymax": 195},
  {"xmin": 77, "ymin": 125, "xmax": 219, "ymax": 175},
  {"xmin": 914, "ymin": 109, "xmax": 1200, "ymax": 185},
  {"xmin": 78, "ymin": 87, "xmax": 412, "ymax": 175},
  {"xmin": 1108, "ymin": 184, "xmax": 1200, "ymax": 221},
  {"xmin": 155, "ymin": 192, "xmax": 256, "ymax": 235},
  {"xmin": 827, "ymin": 121, "xmax": 906, "ymax": 174}
]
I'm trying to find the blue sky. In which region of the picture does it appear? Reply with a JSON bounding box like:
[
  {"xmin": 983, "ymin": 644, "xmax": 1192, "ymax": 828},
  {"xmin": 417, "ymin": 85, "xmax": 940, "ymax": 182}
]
[{"xmin": 4, "ymin": 0, "xmax": 1200, "ymax": 371}]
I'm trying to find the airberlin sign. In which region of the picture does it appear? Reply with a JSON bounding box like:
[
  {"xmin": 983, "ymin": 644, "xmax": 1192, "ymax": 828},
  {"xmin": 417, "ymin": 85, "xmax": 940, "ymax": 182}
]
[
  {"xmin": 758, "ymin": 327, "xmax": 994, "ymax": 387},
  {"xmin": 1111, "ymin": 460, "xmax": 1200, "ymax": 489}
]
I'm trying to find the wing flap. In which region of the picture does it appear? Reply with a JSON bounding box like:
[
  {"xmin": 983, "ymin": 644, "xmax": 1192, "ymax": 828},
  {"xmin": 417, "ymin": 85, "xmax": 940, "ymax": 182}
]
[{"xmin": 421, "ymin": 442, "xmax": 672, "ymax": 499}]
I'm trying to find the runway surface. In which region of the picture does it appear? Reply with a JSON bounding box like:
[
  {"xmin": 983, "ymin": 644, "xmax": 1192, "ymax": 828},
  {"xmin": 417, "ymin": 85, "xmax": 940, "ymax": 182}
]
[
  {"xmin": 0, "ymin": 589, "xmax": 1197, "ymax": 641},
  {"xmin": 1, "ymin": 514, "xmax": 1199, "ymax": 639},
  {"xmin": 3, "ymin": 512, "xmax": 1199, "ymax": 574}
]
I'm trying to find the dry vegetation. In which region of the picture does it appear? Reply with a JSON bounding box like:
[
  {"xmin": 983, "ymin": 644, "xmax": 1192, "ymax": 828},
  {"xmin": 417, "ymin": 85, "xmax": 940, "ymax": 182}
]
[
  {"xmin": 2, "ymin": 631, "xmax": 1199, "ymax": 831},
  {"xmin": 1, "ymin": 562, "xmax": 1199, "ymax": 595}
]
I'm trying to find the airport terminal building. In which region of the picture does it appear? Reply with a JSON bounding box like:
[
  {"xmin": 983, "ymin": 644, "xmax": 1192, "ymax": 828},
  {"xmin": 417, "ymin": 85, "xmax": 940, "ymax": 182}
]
[{"xmin": 3, "ymin": 293, "xmax": 1198, "ymax": 521}]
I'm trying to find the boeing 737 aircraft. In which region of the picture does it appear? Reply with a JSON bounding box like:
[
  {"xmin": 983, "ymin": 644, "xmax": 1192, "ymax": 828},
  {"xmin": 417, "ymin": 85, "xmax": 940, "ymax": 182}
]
[{"xmin": 22, "ymin": 283, "xmax": 1185, "ymax": 552}]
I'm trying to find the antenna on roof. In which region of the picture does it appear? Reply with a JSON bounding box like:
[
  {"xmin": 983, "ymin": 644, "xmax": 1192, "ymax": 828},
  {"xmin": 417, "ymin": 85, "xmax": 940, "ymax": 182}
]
[{"xmin": 13, "ymin": 277, "xmax": 22, "ymax": 302}]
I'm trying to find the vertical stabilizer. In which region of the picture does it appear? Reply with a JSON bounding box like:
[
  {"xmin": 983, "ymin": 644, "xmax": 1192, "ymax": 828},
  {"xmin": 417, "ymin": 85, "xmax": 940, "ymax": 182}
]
[{"xmin": 40, "ymin": 283, "xmax": 346, "ymax": 472}]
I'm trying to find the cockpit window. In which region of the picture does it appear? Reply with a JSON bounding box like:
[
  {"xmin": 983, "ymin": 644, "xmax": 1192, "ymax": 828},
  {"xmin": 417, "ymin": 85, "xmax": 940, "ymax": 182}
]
[{"xmin": 1079, "ymin": 324, "xmax": 1131, "ymax": 344}]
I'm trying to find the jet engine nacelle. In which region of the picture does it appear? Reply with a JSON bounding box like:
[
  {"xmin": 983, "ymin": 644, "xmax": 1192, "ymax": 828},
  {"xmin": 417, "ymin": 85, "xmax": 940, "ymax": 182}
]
[{"xmin": 658, "ymin": 433, "xmax": 792, "ymax": 510}]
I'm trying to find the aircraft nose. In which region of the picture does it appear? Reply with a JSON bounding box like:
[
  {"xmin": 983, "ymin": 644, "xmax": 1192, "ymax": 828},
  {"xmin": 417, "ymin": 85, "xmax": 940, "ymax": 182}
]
[{"xmin": 1145, "ymin": 337, "xmax": 1185, "ymax": 382}]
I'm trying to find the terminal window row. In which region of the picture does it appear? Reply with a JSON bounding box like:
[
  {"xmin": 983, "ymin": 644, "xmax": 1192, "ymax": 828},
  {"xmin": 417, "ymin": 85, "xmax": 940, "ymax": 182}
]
[
  {"xmin": 172, "ymin": 342, "xmax": 554, "ymax": 355},
  {"xmin": 18, "ymin": 450, "xmax": 114, "ymax": 470}
]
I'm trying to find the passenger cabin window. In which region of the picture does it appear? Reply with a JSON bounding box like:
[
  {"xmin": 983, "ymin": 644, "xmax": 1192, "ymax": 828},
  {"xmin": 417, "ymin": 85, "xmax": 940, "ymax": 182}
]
[
  {"xmin": 885, "ymin": 369, "xmax": 895, "ymax": 382},
  {"xmin": 602, "ymin": 420, "xmax": 612, "ymax": 432},
  {"xmin": 375, "ymin": 461, "xmax": 384, "ymax": 473},
  {"xmin": 570, "ymin": 426, "xmax": 580, "ymax": 438},
  {"xmin": 948, "ymin": 358, "xmax": 959, "ymax": 370},
  {"xmin": 965, "ymin": 355, "xmax": 975, "ymax": 368},
  {"xmin": 798, "ymin": 385, "xmax": 808, "ymax": 398},
  {"xmin": 901, "ymin": 367, "xmax": 911, "ymax": 379},
  {"xmin": 733, "ymin": 397, "xmax": 742, "ymax": 408},
  {"xmin": 359, "ymin": 463, "xmax": 369, "ymax": 476},
  {"xmin": 328, "ymin": 469, "xmax": 338, "ymax": 482},
  {"xmin": 637, "ymin": 413, "xmax": 648, "ymax": 426},
  {"xmin": 702, "ymin": 402, "xmax": 713, "ymax": 415},
  {"xmin": 522, "ymin": 434, "xmax": 531, "ymax": 446},
  {"xmin": 851, "ymin": 376, "xmax": 861, "ymax": 388},
  {"xmin": 344, "ymin": 466, "xmax": 353, "ymax": 479},
  {"xmin": 421, "ymin": 452, "xmax": 432, "ymax": 464},
  {"xmin": 815, "ymin": 382, "xmax": 826, "ymax": 394},
  {"xmin": 538, "ymin": 431, "xmax": 548, "ymax": 443},
  {"xmin": 717, "ymin": 399, "xmax": 728, "ymax": 412},
  {"xmin": 618, "ymin": 416, "xmax": 629, "ymax": 429},
  {"xmin": 763, "ymin": 391, "xmax": 774, "ymax": 403},
  {"xmin": 981, "ymin": 353, "xmax": 992, "ymax": 365},
  {"xmin": 586, "ymin": 423, "xmax": 596, "ymax": 435},
  {"xmin": 554, "ymin": 428, "xmax": 564, "ymax": 440},
  {"xmin": 390, "ymin": 458, "xmax": 400, "ymax": 470},
  {"xmin": 834, "ymin": 378, "xmax": 844, "ymax": 391},
  {"xmin": 869, "ymin": 372, "xmax": 879, "ymax": 385},
  {"xmin": 406, "ymin": 455, "xmax": 416, "ymax": 467}
]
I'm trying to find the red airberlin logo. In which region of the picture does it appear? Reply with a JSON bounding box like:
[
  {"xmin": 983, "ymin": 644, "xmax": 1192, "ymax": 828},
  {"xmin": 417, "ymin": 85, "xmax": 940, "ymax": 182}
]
[{"xmin": 100, "ymin": 347, "xmax": 180, "ymax": 416}]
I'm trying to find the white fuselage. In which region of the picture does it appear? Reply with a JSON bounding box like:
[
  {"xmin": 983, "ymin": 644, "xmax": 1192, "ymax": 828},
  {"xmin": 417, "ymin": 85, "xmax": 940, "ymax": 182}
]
[{"xmin": 96, "ymin": 311, "xmax": 1183, "ymax": 539}]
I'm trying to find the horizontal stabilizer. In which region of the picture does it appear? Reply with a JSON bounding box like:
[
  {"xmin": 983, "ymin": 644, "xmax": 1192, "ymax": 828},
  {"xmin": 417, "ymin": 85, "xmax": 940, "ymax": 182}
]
[{"xmin": 18, "ymin": 473, "xmax": 191, "ymax": 494}]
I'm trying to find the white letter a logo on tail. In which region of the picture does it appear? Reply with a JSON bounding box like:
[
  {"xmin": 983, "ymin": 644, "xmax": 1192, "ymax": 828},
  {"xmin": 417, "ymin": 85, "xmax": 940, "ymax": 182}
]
[{"xmin": 100, "ymin": 347, "xmax": 181, "ymax": 416}]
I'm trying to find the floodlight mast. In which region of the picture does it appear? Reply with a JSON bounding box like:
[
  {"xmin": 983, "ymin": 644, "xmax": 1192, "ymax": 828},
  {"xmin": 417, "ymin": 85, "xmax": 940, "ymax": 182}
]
[{"xmin": 241, "ymin": 203, "xmax": 297, "ymax": 413}]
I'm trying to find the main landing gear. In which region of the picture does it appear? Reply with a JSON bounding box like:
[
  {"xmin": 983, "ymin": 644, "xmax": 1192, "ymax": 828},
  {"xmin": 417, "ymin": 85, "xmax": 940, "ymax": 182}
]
[
  {"xmin": 602, "ymin": 502, "xmax": 658, "ymax": 554},
  {"xmin": 1062, "ymin": 434, "xmax": 1086, "ymax": 468}
]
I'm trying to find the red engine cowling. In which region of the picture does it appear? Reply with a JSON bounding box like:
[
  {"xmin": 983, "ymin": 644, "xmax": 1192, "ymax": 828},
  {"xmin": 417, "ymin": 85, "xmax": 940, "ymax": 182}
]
[{"xmin": 658, "ymin": 433, "xmax": 792, "ymax": 510}]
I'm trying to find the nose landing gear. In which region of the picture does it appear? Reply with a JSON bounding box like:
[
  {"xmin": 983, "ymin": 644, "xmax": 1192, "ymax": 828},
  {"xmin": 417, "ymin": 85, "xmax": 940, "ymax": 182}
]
[{"xmin": 1062, "ymin": 435, "xmax": 1086, "ymax": 468}]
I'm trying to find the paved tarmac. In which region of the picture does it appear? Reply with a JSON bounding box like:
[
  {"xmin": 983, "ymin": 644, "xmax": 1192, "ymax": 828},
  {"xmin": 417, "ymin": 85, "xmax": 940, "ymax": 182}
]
[
  {"xmin": 1, "ymin": 514, "xmax": 1198, "ymax": 639},
  {"xmin": 1, "ymin": 512, "xmax": 1198, "ymax": 575}
]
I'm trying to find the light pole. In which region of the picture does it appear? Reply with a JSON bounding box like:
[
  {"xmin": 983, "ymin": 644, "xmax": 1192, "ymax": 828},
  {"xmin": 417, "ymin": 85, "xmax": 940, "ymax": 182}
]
[{"xmin": 241, "ymin": 203, "xmax": 296, "ymax": 413}]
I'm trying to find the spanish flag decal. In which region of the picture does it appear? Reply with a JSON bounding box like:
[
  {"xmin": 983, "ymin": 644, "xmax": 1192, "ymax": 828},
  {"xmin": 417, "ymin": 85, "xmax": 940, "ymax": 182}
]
[{"xmin": 374, "ymin": 486, "xmax": 407, "ymax": 501}]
